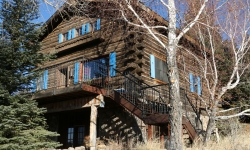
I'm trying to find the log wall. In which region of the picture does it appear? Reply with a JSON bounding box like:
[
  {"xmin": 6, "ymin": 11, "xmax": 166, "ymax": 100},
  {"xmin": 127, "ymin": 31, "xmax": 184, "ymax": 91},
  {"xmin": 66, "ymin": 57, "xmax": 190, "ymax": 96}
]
[{"xmin": 41, "ymin": 14, "xmax": 209, "ymax": 121}]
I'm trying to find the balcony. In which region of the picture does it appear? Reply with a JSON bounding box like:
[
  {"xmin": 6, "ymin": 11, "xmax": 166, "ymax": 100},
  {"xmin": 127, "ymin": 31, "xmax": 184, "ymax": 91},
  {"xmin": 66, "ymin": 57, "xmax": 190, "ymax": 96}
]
[{"xmin": 33, "ymin": 57, "xmax": 109, "ymax": 101}]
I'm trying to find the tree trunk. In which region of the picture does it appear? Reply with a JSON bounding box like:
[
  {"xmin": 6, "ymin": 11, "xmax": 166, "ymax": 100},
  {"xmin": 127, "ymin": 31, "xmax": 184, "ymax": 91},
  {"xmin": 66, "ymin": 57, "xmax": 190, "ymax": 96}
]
[
  {"xmin": 167, "ymin": 49, "xmax": 183, "ymax": 150},
  {"xmin": 204, "ymin": 106, "xmax": 217, "ymax": 144},
  {"xmin": 167, "ymin": 0, "xmax": 183, "ymax": 150}
]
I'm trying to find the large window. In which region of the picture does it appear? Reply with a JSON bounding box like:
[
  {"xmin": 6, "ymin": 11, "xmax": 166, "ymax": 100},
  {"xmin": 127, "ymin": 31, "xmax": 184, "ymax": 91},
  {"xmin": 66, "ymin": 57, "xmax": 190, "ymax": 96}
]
[
  {"xmin": 83, "ymin": 58, "xmax": 108, "ymax": 81},
  {"xmin": 150, "ymin": 55, "xmax": 168, "ymax": 83}
]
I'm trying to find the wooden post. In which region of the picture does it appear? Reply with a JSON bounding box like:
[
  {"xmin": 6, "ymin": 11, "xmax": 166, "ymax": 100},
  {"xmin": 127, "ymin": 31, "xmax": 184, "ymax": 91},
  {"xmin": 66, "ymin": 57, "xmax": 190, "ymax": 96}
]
[
  {"xmin": 89, "ymin": 104, "xmax": 98, "ymax": 150},
  {"xmin": 148, "ymin": 125, "xmax": 152, "ymax": 141}
]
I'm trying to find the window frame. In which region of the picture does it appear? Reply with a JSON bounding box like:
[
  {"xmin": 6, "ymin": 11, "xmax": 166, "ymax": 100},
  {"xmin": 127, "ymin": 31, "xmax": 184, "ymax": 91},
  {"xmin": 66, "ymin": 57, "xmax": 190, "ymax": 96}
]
[{"xmin": 150, "ymin": 54, "xmax": 168, "ymax": 83}]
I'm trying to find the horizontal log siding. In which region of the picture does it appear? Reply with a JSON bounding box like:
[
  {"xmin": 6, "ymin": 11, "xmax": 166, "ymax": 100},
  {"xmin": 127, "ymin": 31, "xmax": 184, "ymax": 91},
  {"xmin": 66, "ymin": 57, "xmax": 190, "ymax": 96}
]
[
  {"xmin": 41, "ymin": 14, "xmax": 211, "ymax": 112},
  {"xmin": 141, "ymin": 31, "xmax": 210, "ymax": 111}
]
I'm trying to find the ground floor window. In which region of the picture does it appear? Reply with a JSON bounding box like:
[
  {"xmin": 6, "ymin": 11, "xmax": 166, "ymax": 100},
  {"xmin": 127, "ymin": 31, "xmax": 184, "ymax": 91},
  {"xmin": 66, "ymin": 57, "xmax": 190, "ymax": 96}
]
[
  {"xmin": 67, "ymin": 127, "xmax": 74, "ymax": 146},
  {"xmin": 67, "ymin": 126, "xmax": 85, "ymax": 147}
]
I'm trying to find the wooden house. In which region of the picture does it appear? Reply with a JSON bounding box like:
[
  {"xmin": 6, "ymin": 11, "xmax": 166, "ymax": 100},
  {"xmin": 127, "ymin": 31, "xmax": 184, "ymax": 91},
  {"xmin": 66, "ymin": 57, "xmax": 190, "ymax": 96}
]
[{"xmin": 33, "ymin": 1, "xmax": 209, "ymax": 149}]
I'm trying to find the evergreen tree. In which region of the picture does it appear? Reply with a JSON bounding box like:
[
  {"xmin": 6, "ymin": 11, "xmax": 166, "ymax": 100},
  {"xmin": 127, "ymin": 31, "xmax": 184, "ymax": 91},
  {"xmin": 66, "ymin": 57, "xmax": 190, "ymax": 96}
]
[{"xmin": 0, "ymin": 0, "xmax": 60, "ymax": 149}]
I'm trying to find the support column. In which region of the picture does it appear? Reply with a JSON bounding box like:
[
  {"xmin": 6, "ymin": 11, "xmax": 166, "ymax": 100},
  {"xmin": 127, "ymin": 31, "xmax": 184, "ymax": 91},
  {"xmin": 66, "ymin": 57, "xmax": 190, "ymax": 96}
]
[{"xmin": 90, "ymin": 104, "xmax": 98, "ymax": 150}]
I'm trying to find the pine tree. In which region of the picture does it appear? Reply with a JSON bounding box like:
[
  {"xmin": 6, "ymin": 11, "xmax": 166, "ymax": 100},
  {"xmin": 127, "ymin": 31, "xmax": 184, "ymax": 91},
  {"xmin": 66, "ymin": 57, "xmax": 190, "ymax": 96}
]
[{"xmin": 0, "ymin": 0, "xmax": 60, "ymax": 149}]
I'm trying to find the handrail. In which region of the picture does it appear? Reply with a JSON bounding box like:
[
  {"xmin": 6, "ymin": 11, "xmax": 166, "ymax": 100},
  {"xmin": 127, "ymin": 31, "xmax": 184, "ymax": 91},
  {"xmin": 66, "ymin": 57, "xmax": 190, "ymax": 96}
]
[
  {"xmin": 113, "ymin": 69, "xmax": 169, "ymax": 104},
  {"xmin": 108, "ymin": 69, "xmax": 170, "ymax": 115}
]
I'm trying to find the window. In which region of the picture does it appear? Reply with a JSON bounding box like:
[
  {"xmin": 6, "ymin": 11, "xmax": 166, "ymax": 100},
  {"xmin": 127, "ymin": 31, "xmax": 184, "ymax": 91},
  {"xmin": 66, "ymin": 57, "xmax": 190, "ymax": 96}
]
[
  {"xmin": 76, "ymin": 28, "xmax": 82, "ymax": 36},
  {"xmin": 58, "ymin": 67, "xmax": 69, "ymax": 88},
  {"xmin": 67, "ymin": 127, "xmax": 74, "ymax": 146},
  {"xmin": 150, "ymin": 55, "xmax": 168, "ymax": 83},
  {"xmin": 77, "ymin": 127, "xmax": 85, "ymax": 145},
  {"xmin": 83, "ymin": 58, "xmax": 109, "ymax": 81},
  {"xmin": 189, "ymin": 73, "xmax": 202, "ymax": 95},
  {"xmin": 36, "ymin": 70, "xmax": 48, "ymax": 91},
  {"xmin": 72, "ymin": 57, "xmax": 108, "ymax": 84},
  {"xmin": 63, "ymin": 32, "xmax": 68, "ymax": 41},
  {"xmin": 67, "ymin": 126, "xmax": 85, "ymax": 147}
]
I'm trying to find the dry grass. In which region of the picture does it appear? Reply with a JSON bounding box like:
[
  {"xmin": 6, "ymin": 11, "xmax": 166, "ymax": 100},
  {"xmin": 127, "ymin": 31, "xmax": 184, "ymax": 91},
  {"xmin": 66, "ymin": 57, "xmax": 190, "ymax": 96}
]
[
  {"xmin": 133, "ymin": 138, "xmax": 162, "ymax": 150},
  {"xmin": 189, "ymin": 120, "xmax": 250, "ymax": 150},
  {"xmin": 104, "ymin": 121, "xmax": 250, "ymax": 150},
  {"xmin": 189, "ymin": 132, "xmax": 250, "ymax": 150}
]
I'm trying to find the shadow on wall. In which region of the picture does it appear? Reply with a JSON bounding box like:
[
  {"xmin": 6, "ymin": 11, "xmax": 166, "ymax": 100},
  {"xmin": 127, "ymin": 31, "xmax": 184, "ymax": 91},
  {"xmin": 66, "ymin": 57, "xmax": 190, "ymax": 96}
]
[{"xmin": 98, "ymin": 107, "xmax": 144, "ymax": 146}]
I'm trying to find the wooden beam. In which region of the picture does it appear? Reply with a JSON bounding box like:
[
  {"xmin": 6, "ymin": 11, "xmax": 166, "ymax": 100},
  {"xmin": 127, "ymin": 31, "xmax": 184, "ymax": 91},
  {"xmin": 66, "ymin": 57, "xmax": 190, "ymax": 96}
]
[
  {"xmin": 89, "ymin": 104, "xmax": 98, "ymax": 150},
  {"xmin": 40, "ymin": 94, "xmax": 103, "ymax": 113}
]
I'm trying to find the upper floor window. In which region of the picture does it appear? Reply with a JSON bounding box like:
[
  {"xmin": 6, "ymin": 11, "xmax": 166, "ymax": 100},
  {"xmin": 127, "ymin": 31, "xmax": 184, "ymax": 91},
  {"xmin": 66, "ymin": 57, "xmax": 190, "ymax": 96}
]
[
  {"xmin": 63, "ymin": 32, "xmax": 68, "ymax": 41},
  {"xmin": 189, "ymin": 73, "xmax": 202, "ymax": 95},
  {"xmin": 58, "ymin": 18, "xmax": 101, "ymax": 43},
  {"xmin": 150, "ymin": 54, "xmax": 168, "ymax": 83}
]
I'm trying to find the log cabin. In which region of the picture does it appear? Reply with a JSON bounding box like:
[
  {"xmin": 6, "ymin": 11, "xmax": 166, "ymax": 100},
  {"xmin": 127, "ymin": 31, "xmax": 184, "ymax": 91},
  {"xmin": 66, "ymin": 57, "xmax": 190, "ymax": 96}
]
[{"xmin": 33, "ymin": 1, "xmax": 210, "ymax": 149}]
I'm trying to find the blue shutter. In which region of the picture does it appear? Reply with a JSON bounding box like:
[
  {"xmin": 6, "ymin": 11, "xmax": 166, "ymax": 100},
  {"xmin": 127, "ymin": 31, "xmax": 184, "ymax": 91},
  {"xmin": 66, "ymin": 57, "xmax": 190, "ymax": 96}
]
[
  {"xmin": 197, "ymin": 76, "xmax": 201, "ymax": 95},
  {"xmin": 58, "ymin": 33, "xmax": 63, "ymax": 43},
  {"xmin": 32, "ymin": 79, "xmax": 37, "ymax": 92},
  {"xmin": 82, "ymin": 24, "xmax": 86, "ymax": 35},
  {"xmin": 96, "ymin": 18, "xmax": 101, "ymax": 30},
  {"xmin": 67, "ymin": 30, "xmax": 71, "ymax": 40},
  {"xmin": 109, "ymin": 52, "xmax": 116, "ymax": 77},
  {"xmin": 189, "ymin": 73, "xmax": 195, "ymax": 92},
  {"xmin": 71, "ymin": 28, "xmax": 75, "ymax": 38},
  {"xmin": 86, "ymin": 23, "xmax": 90, "ymax": 33},
  {"xmin": 43, "ymin": 70, "xmax": 48, "ymax": 90},
  {"xmin": 150, "ymin": 55, "xmax": 155, "ymax": 78},
  {"xmin": 74, "ymin": 62, "xmax": 80, "ymax": 84}
]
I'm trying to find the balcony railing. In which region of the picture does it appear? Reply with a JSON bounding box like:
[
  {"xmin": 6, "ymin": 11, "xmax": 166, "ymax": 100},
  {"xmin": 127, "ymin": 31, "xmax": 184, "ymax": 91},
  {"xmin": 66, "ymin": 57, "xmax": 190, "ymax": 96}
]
[{"xmin": 36, "ymin": 57, "xmax": 109, "ymax": 92}]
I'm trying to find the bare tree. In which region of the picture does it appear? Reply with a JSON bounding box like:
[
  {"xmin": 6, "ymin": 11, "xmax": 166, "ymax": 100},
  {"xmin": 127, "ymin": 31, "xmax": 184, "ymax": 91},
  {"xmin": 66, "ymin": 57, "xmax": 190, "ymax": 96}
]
[{"xmin": 181, "ymin": 0, "xmax": 250, "ymax": 143}]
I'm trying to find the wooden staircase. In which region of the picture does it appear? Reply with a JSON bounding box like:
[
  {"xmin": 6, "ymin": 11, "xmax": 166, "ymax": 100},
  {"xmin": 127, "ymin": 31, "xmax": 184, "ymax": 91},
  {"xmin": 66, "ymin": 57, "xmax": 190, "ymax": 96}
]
[
  {"xmin": 84, "ymin": 70, "xmax": 199, "ymax": 142},
  {"xmin": 111, "ymin": 90, "xmax": 198, "ymax": 142}
]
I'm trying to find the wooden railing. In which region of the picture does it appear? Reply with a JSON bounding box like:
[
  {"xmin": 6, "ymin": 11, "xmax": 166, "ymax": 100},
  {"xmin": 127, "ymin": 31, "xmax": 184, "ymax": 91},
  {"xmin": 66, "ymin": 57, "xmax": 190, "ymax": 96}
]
[{"xmin": 35, "ymin": 57, "xmax": 109, "ymax": 92}]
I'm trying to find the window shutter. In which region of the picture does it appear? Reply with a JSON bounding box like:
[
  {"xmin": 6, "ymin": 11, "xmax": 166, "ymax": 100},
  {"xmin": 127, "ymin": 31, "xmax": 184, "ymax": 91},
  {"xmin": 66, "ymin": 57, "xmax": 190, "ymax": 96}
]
[
  {"xmin": 43, "ymin": 70, "xmax": 48, "ymax": 90},
  {"xmin": 150, "ymin": 55, "xmax": 155, "ymax": 78},
  {"xmin": 67, "ymin": 30, "xmax": 72, "ymax": 40},
  {"xmin": 197, "ymin": 76, "xmax": 202, "ymax": 95},
  {"xmin": 189, "ymin": 73, "xmax": 195, "ymax": 92},
  {"xmin": 96, "ymin": 18, "xmax": 101, "ymax": 30},
  {"xmin": 58, "ymin": 33, "xmax": 63, "ymax": 43},
  {"xmin": 82, "ymin": 24, "xmax": 86, "ymax": 35},
  {"xmin": 86, "ymin": 23, "xmax": 90, "ymax": 33},
  {"xmin": 32, "ymin": 79, "xmax": 37, "ymax": 92},
  {"xmin": 71, "ymin": 28, "xmax": 75, "ymax": 38},
  {"xmin": 109, "ymin": 52, "xmax": 116, "ymax": 77},
  {"xmin": 74, "ymin": 62, "xmax": 80, "ymax": 84}
]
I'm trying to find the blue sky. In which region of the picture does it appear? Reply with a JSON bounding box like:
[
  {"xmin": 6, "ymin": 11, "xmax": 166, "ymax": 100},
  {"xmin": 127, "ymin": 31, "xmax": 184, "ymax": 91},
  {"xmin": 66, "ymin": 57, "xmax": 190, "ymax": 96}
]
[{"xmin": 38, "ymin": 1, "xmax": 56, "ymax": 23}]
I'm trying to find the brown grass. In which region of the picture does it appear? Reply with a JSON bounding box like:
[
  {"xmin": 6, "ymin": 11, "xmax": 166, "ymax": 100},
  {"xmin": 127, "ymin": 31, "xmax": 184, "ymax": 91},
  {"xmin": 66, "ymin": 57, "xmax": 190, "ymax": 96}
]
[
  {"xmin": 104, "ymin": 122, "xmax": 250, "ymax": 150},
  {"xmin": 189, "ymin": 132, "xmax": 250, "ymax": 150},
  {"xmin": 133, "ymin": 138, "xmax": 162, "ymax": 150}
]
